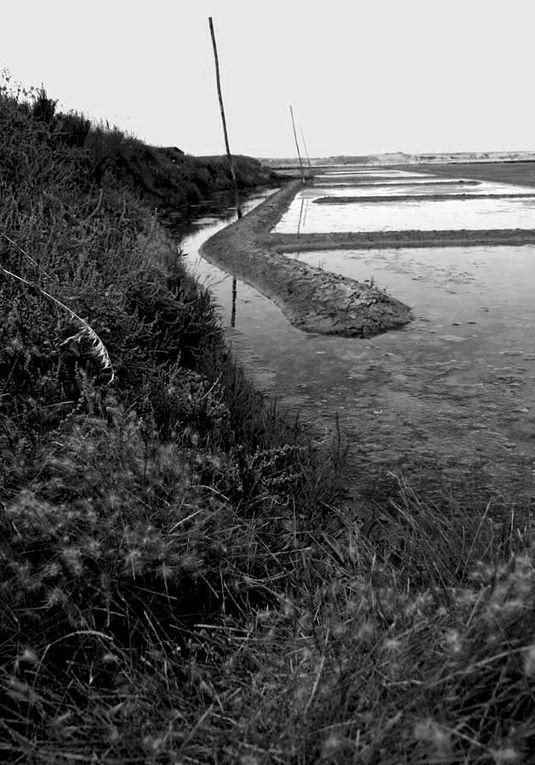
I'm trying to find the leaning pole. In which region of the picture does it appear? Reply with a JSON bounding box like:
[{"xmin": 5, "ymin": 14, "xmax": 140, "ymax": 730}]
[
  {"xmin": 300, "ymin": 127, "xmax": 312, "ymax": 168},
  {"xmin": 289, "ymin": 105, "xmax": 306, "ymax": 185},
  {"xmin": 208, "ymin": 16, "xmax": 242, "ymax": 219}
]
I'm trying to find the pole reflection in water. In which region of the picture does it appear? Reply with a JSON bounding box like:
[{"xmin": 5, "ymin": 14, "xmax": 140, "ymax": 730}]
[
  {"xmin": 296, "ymin": 197, "xmax": 310, "ymax": 235},
  {"xmin": 230, "ymin": 277, "xmax": 237, "ymax": 327},
  {"xmin": 297, "ymin": 197, "xmax": 305, "ymax": 235}
]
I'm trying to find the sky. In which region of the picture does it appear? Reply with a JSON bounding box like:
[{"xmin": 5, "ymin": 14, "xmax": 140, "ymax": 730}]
[{"xmin": 2, "ymin": 0, "xmax": 535, "ymax": 158}]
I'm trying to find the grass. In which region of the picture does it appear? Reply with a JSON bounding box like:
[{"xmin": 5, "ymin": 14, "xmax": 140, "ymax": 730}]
[{"xmin": 1, "ymin": 80, "xmax": 535, "ymax": 763}]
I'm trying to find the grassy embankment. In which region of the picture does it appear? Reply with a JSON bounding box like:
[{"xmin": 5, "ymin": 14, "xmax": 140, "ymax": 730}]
[{"xmin": 1, "ymin": 84, "xmax": 535, "ymax": 763}]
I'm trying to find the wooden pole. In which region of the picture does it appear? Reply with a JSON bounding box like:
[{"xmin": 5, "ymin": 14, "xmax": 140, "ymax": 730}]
[
  {"xmin": 289, "ymin": 105, "xmax": 305, "ymax": 185},
  {"xmin": 300, "ymin": 127, "xmax": 312, "ymax": 168},
  {"xmin": 209, "ymin": 17, "xmax": 242, "ymax": 219}
]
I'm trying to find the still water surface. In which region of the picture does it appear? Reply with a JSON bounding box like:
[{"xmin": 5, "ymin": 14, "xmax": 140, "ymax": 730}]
[{"xmin": 181, "ymin": 178, "xmax": 535, "ymax": 495}]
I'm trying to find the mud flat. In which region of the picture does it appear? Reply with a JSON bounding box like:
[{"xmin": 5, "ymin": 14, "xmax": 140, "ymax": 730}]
[{"xmin": 200, "ymin": 182, "xmax": 412, "ymax": 337}]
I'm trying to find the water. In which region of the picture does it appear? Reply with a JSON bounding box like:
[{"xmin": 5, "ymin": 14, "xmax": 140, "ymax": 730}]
[
  {"xmin": 302, "ymin": 184, "xmax": 469, "ymax": 197},
  {"xmin": 273, "ymin": 167, "xmax": 535, "ymax": 234},
  {"xmin": 180, "ymin": 189, "xmax": 287, "ymax": 333},
  {"xmin": 274, "ymin": 193, "xmax": 535, "ymax": 234},
  {"xmin": 284, "ymin": 245, "xmax": 535, "ymax": 337},
  {"xmin": 316, "ymin": 169, "xmax": 422, "ymax": 180},
  {"xmin": 180, "ymin": 175, "xmax": 535, "ymax": 496}
]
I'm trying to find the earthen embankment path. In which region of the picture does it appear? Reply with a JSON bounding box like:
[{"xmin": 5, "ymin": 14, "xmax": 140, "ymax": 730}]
[
  {"xmin": 200, "ymin": 182, "xmax": 412, "ymax": 337},
  {"xmin": 268, "ymin": 227, "xmax": 535, "ymax": 252}
]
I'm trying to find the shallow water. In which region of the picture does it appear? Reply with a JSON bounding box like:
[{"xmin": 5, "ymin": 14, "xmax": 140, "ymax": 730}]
[
  {"xmin": 180, "ymin": 189, "xmax": 282, "ymax": 328},
  {"xmin": 276, "ymin": 168, "xmax": 535, "ymax": 233},
  {"xmin": 274, "ymin": 193, "xmax": 535, "ymax": 233},
  {"xmin": 316, "ymin": 169, "xmax": 419, "ymax": 179},
  {"xmin": 299, "ymin": 182, "xmax": 534, "ymax": 199},
  {"xmin": 181, "ymin": 178, "xmax": 535, "ymax": 497},
  {"xmin": 285, "ymin": 245, "xmax": 535, "ymax": 333},
  {"xmin": 314, "ymin": 177, "xmax": 479, "ymax": 186}
]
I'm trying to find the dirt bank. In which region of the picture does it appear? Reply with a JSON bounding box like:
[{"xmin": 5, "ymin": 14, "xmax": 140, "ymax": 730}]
[
  {"xmin": 200, "ymin": 182, "xmax": 413, "ymax": 337},
  {"xmin": 269, "ymin": 227, "xmax": 535, "ymax": 252},
  {"xmin": 313, "ymin": 192, "xmax": 535, "ymax": 204}
]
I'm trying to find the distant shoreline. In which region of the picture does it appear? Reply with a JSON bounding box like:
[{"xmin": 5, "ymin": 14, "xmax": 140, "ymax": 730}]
[{"xmin": 260, "ymin": 152, "xmax": 535, "ymax": 168}]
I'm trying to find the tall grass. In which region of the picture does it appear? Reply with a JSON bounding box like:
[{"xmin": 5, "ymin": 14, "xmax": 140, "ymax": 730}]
[{"xmin": 1, "ymin": 80, "xmax": 534, "ymax": 763}]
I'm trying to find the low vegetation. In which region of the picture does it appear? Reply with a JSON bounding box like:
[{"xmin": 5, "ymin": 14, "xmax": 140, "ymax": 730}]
[{"xmin": 1, "ymin": 78, "xmax": 535, "ymax": 763}]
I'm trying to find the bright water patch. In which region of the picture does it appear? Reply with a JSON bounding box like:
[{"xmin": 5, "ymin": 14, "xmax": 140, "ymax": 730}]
[
  {"xmin": 314, "ymin": 176, "xmax": 433, "ymax": 185},
  {"xmin": 297, "ymin": 182, "xmax": 531, "ymax": 200},
  {"xmin": 312, "ymin": 178, "xmax": 480, "ymax": 187},
  {"xmin": 273, "ymin": 195, "xmax": 535, "ymax": 233},
  {"xmin": 316, "ymin": 168, "xmax": 414, "ymax": 176}
]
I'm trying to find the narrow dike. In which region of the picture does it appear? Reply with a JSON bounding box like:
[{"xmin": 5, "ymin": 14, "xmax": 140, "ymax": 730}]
[
  {"xmin": 200, "ymin": 181, "xmax": 413, "ymax": 337},
  {"xmin": 269, "ymin": 228, "xmax": 535, "ymax": 251}
]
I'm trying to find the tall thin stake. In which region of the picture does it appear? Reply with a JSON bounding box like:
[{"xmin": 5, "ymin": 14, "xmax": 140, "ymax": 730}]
[
  {"xmin": 290, "ymin": 105, "xmax": 305, "ymax": 185},
  {"xmin": 209, "ymin": 17, "xmax": 242, "ymax": 219},
  {"xmin": 300, "ymin": 127, "xmax": 312, "ymax": 168}
]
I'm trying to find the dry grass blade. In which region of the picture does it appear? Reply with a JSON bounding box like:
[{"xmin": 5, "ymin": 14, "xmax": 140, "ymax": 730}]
[
  {"xmin": 0, "ymin": 260, "xmax": 115, "ymax": 381},
  {"xmin": 0, "ymin": 231, "xmax": 47, "ymax": 275}
]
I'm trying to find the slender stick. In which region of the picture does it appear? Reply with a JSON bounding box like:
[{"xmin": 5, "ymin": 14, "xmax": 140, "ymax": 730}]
[
  {"xmin": 300, "ymin": 127, "xmax": 312, "ymax": 168},
  {"xmin": 289, "ymin": 105, "xmax": 305, "ymax": 185},
  {"xmin": 209, "ymin": 17, "xmax": 242, "ymax": 219}
]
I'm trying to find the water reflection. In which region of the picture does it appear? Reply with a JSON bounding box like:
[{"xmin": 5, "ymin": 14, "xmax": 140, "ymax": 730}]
[
  {"xmin": 231, "ymin": 277, "xmax": 237, "ymax": 328},
  {"xmin": 297, "ymin": 197, "xmax": 310, "ymax": 235},
  {"xmin": 275, "ymin": 191, "xmax": 535, "ymax": 234},
  {"xmin": 179, "ymin": 188, "xmax": 278, "ymax": 333},
  {"xmin": 272, "ymin": 168, "xmax": 535, "ymax": 233}
]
